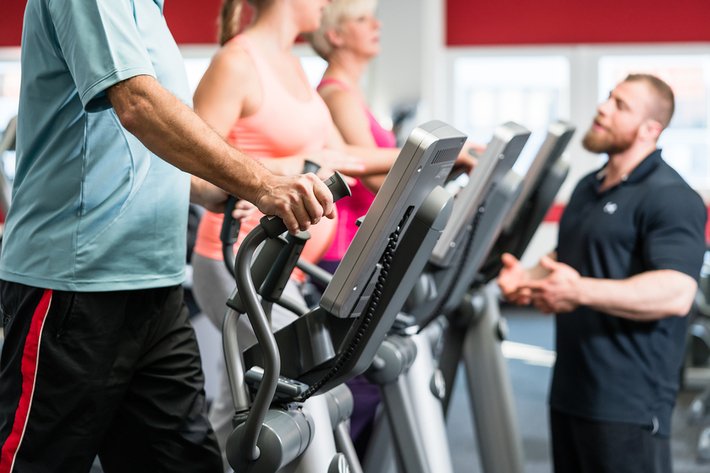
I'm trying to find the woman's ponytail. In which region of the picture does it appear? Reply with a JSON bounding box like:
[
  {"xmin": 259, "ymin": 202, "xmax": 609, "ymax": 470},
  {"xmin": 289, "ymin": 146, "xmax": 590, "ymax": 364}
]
[{"xmin": 218, "ymin": 0, "xmax": 243, "ymax": 45}]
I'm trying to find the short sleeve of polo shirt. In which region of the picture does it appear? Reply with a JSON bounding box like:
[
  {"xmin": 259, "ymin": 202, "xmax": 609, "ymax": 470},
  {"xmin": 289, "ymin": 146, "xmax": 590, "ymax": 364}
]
[
  {"xmin": 47, "ymin": 0, "xmax": 156, "ymax": 111},
  {"xmin": 641, "ymin": 184, "xmax": 707, "ymax": 281}
]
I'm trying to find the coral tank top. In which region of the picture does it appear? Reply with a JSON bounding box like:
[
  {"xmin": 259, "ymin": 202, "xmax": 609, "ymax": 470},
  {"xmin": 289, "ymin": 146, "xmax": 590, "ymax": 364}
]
[
  {"xmin": 317, "ymin": 78, "xmax": 396, "ymax": 261},
  {"xmin": 193, "ymin": 35, "xmax": 337, "ymax": 281}
]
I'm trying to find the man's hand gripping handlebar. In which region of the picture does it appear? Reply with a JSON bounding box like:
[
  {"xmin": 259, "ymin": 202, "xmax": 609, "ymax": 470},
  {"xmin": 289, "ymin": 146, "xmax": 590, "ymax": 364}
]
[
  {"xmin": 233, "ymin": 171, "xmax": 350, "ymax": 463},
  {"xmin": 220, "ymin": 161, "xmax": 326, "ymax": 277}
]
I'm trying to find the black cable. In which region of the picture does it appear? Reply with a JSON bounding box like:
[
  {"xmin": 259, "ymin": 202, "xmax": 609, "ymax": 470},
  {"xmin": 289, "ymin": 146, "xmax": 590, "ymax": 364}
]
[{"xmin": 285, "ymin": 206, "xmax": 414, "ymax": 403}]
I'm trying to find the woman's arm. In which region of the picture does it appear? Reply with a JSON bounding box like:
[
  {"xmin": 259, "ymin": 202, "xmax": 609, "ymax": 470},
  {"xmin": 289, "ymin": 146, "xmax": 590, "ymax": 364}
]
[
  {"xmin": 319, "ymin": 84, "xmax": 378, "ymax": 147},
  {"xmin": 322, "ymin": 91, "xmax": 476, "ymax": 179},
  {"xmin": 319, "ymin": 84, "xmax": 388, "ymax": 191}
]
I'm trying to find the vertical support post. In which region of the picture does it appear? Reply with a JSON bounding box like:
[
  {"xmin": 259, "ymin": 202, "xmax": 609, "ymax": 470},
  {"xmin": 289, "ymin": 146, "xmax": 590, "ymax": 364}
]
[
  {"xmin": 404, "ymin": 327, "xmax": 455, "ymax": 473},
  {"xmin": 381, "ymin": 376, "xmax": 431, "ymax": 473},
  {"xmin": 285, "ymin": 395, "xmax": 339, "ymax": 473},
  {"xmin": 462, "ymin": 283, "xmax": 525, "ymax": 473}
]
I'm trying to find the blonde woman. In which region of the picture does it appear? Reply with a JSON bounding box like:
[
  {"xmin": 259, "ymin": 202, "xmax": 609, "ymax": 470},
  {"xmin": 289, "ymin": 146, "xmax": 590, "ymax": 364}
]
[{"xmin": 306, "ymin": 0, "xmax": 394, "ymax": 276}]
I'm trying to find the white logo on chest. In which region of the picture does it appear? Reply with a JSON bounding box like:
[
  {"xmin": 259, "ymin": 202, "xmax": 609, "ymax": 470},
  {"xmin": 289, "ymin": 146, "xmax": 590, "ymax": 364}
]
[{"xmin": 603, "ymin": 202, "xmax": 618, "ymax": 214}]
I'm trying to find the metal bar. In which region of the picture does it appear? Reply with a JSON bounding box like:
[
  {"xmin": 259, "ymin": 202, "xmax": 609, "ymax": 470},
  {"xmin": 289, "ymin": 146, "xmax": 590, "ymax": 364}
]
[
  {"xmin": 381, "ymin": 376, "xmax": 430, "ymax": 473},
  {"xmin": 334, "ymin": 422, "xmax": 364, "ymax": 473},
  {"xmin": 222, "ymin": 303, "xmax": 251, "ymax": 412},
  {"xmin": 461, "ymin": 284, "xmax": 524, "ymax": 473},
  {"xmin": 404, "ymin": 329, "xmax": 454, "ymax": 473}
]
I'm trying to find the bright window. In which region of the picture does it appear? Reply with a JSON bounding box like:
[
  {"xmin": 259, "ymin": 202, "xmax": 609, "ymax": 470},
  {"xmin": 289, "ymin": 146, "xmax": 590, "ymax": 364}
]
[
  {"xmin": 183, "ymin": 57, "xmax": 212, "ymax": 95},
  {"xmin": 452, "ymin": 56, "xmax": 570, "ymax": 175},
  {"xmin": 0, "ymin": 60, "xmax": 20, "ymax": 181},
  {"xmin": 598, "ymin": 54, "xmax": 710, "ymax": 190}
]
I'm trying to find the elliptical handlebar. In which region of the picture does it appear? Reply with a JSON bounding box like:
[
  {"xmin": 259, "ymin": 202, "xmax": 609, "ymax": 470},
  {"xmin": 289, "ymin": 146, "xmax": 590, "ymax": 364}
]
[
  {"xmin": 234, "ymin": 171, "xmax": 351, "ymax": 462},
  {"xmin": 220, "ymin": 160, "xmax": 326, "ymax": 277},
  {"xmin": 259, "ymin": 171, "xmax": 351, "ymax": 238},
  {"xmin": 301, "ymin": 159, "xmax": 321, "ymax": 175},
  {"xmin": 220, "ymin": 195, "xmax": 242, "ymax": 277}
]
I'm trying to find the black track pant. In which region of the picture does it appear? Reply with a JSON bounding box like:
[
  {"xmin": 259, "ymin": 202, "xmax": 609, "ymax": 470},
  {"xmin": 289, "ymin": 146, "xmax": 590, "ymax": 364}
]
[
  {"xmin": 550, "ymin": 408, "xmax": 672, "ymax": 473},
  {"xmin": 0, "ymin": 282, "xmax": 222, "ymax": 473}
]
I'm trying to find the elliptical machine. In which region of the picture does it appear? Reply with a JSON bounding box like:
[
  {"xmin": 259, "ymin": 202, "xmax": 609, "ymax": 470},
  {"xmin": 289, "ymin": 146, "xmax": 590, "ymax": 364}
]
[
  {"xmin": 363, "ymin": 121, "xmax": 532, "ymax": 473},
  {"xmin": 221, "ymin": 121, "xmax": 467, "ymax": 472},
  {"xmin": 368, "ymin": 121, "xmax": 574, "ymax": 473}
]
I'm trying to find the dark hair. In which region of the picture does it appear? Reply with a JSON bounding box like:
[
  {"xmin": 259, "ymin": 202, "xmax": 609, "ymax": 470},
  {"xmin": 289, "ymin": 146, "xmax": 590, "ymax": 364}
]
[
  {"xmin": 624, "ymin": 73, "xmax": 675, "ymax": 129},
  {"xmin": 218, "ymin": 0, "xmax": 270, "ymax": 46},
  {"xmin": 218, "ymin": 0, "xmax": 243, "ymax": 46}
]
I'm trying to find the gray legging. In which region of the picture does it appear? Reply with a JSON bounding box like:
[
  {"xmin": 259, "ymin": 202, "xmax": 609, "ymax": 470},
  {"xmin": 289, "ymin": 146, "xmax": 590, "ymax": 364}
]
[{"xmin": 191, "ymin": 252, "xmax": 303, "ymax": 472}]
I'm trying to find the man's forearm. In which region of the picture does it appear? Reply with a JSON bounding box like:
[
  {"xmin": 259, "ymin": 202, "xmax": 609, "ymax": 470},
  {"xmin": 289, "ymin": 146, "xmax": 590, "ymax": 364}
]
[
  {"xmin": 106, "ymin": 75, "xmax": 269, "ymax": 204},
  {"xmin": 576, "ymin": 270, "xmax": 697, "ymax": 321}
]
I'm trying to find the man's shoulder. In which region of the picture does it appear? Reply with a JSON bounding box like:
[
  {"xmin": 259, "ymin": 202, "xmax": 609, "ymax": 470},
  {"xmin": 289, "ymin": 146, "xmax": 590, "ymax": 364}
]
[
  {"xmin": 636, "ymin": 157, "xmax": 706, "ymax": 223},
  {"xmin": 650, "ymin": 156, "xmax": 692, "ymax": 186},
  {"xmin": 644, "ymin": 157, "xmax": 703, "ymax": 202}
]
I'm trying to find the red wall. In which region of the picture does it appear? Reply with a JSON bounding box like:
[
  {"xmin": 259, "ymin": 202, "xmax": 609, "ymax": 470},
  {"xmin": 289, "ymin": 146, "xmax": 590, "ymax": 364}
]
[
  {"xmin": 4, "ymin": 1, "xmax": 710, "ymax": 47},
  {"xmin": 0, "ymin": 0, "xmax": 225, "ymax": 47},
  {"xmin": 447, "ymin": 0, "xmax": 710, "ymax": 46},
  {"xmin": 0, "ymin": 1, "xmax": 26, "ymax": 47},
  {"xmin": 163, "ymin": 0, "xmax": 222, "ymax": 45}
]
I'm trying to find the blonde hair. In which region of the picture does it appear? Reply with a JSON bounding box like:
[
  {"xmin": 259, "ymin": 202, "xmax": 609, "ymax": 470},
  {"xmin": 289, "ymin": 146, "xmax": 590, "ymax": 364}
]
[
  {"xmin": 218, "ymin": 0, "xmax": 272, "ymax": 46},
  {"xmin": 305, "ymin": 0, "xmax": 377, "ymax": 59}
]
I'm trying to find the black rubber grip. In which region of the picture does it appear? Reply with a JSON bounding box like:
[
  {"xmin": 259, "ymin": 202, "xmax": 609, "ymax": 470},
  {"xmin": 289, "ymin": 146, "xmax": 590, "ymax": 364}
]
[
  {"xmin": 220, "ymin": 195, "xmax": 242, "ymax": 245},
  {"xmin": 323, "ymin": 171, "xmax": 351, "ymax": 202},
  {"xmin": 302, "ymin": 159, "xmax": 320, "ymax": 175}
]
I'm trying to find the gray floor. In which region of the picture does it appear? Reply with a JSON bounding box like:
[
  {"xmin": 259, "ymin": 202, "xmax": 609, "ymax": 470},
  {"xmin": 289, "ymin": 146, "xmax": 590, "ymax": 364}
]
[{"xmin": 446, "ymin": 307, "xmax": 710, "ymax": 473}]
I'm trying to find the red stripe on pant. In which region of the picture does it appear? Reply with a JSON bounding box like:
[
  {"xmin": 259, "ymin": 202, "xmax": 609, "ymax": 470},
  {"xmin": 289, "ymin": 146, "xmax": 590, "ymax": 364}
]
[{"xmin": 0, "ymin": 289, "xmax": 52, "ymax": 473}]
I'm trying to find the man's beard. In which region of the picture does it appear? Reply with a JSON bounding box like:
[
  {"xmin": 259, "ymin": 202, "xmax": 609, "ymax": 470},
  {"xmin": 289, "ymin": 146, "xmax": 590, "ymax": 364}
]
[{"xmin": 582, "ymin": 126, "xmax": 636, "ymax": 155}]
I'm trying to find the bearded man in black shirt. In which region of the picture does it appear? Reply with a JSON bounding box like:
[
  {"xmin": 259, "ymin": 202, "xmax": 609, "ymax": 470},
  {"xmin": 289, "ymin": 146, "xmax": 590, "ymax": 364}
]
[{"xmin": 498, "ymin": 74, "xmax": 707, "ymax": 473}]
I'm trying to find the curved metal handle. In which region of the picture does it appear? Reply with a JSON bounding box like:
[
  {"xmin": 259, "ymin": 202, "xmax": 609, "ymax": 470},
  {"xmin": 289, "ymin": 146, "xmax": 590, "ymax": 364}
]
[
  {"xmin": 234, "ymin": 172, "xmax": 351, "ymax": 462},
  {"xmin": 235, "ymin": 225, "xmax": 277, "ymax": 461}
]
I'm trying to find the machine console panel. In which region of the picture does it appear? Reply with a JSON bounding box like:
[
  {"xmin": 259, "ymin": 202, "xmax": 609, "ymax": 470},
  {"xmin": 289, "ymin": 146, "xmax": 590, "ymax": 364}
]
[{"xmin": 320, "ymin": 121, "xmax": 467, "ymax": 318}]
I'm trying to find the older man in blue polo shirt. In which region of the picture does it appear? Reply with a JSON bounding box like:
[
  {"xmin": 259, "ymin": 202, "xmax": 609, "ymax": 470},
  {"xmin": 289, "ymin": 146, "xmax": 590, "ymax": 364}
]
[
  {"xmin": 0, "ymin": 0, "xmax": 335, "ymax": 472},
  {"xmin": 499, "ymin": 74, "xmax": 707, "ymax": 473}
]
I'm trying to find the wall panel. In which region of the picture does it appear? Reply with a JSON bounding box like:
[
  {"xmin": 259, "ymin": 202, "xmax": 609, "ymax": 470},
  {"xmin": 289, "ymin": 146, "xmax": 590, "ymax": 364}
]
[{"xmin": 447, "ymin": 0, "xmax": 710, "ymax": 46}]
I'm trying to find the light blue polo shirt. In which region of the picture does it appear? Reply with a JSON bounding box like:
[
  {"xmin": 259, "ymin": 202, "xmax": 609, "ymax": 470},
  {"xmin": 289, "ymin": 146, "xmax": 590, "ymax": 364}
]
[{"xmin": 0, "ymin": 0, "xmax": 192, "ymax": 291}]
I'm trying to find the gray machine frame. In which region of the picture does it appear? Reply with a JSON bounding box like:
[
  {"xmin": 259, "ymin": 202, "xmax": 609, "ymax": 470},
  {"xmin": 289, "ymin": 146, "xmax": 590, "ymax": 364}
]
[
  {"xmin": 364, "ymin": 121, "xmax": 575, "ymax": 473},
  {"xmin": 224, "ymin": 121, "xmax": 466, "ymax": 473},
  {"xmin": 364, "ymin": 122, "xmax": 532, "ymax": 473},
  {"xmin": 478, "ymin": 120, "xmax": 575, "ymax": 283},
  {"xmin": 438, "ymin": 121, "xmax": 576, "ymax": 473}
]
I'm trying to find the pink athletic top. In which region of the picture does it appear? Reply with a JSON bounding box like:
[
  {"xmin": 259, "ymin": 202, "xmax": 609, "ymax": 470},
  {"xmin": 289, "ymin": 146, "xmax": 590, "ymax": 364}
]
[
  {"xmin": 193, "ymin": 35, "xmax": 337, "ymax": 281},
  {"xmin": 317, "ymin": 78, "xmax": 397, "ymax": 261}
]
